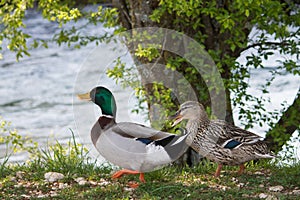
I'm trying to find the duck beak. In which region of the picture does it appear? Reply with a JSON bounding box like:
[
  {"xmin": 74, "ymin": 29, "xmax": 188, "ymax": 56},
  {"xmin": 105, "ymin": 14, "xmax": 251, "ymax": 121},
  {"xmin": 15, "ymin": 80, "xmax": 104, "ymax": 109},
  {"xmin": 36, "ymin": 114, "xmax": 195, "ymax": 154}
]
[
  {"xmin": 170, "ymin": 110, "xmax": 183, "ymax": 127},
  {"xmin": 77, "ymin": 92, "xmax": 91, "ymax": 101}
]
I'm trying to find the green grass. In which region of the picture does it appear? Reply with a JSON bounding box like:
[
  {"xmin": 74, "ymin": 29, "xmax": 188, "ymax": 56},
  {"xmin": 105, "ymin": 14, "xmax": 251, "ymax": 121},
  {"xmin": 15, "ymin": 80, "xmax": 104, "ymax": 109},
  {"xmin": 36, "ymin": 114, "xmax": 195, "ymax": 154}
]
[
  {"xmin": 1, "ymin": 156, "xmax": 300, "ymax": 199},
  {"xmin": 1, "ymin": 121, "xmax": 299, "ymax": 199}
]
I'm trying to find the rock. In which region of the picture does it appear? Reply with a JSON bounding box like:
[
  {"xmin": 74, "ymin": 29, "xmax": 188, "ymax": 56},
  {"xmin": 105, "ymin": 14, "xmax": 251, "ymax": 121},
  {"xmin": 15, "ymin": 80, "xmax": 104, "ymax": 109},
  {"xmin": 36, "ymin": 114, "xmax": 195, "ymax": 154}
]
[
  {"xmin": 242, "ymin": 194, "xmax": 250, "ymax": 198},
  {"xmin": 259, "ymin": 184, "xmax": 264, "ymax": 188},
  {"xmin": 124, "ymin": 187, "xmax": 135, "ymax": 192},
  {"xmin": 231, "ymin": 177, "xmax": 238, "ymax": 182},
  {"xmin": 58, "ymin": 182, "xmax": 68, "ymax": 189},
  {"xmin": 89, "ymin": 180, "xmax": 98, "ymax": 186},
  {"xmin": 75, "ymin": 177, "xmax": 88, "ymax": 185},
  {"xmin": 259, "ymin": 193, "xmax": 278, "ymax": 200},
  {"xmin": 292, "ymin": 189, "xmax": 300, "ymax": 195},
  {"xmin": 259, "ymin": 193, "xmax": 268, "ymax": 199},
  {"xmin": 14, "ymin": 182, "xmax": 23, "ymax": 188},
  {"xmin": 20, "ymin": 194, "xmax": 31, "ymax": 199},
  {"xmin": 269, "ymin": 185, "xmax": 284, "ymax": 192},
  {"xmin": 74, "ymin": 177, "xmax": 85, "ymax": 182},
  {"xmin": 266, "ymin": 195, "xmax": 277, "ymax": 200},
  {"xmin": 10, "ymin": 176, "xmax": 17, "ymax": 182},
  {"xmin": 16, "ymin": 171, "xmax": 25, "ymax": 179},
  {"xmin": 44, "ymin": 172, "xmax": 64, "ymax": 182},
  {"xmin": 49, "ymin": 191, "xmax": 58, "ymax": 197},
  {"xmin": 254, "ymin": 171, "xmax": 264, "ymax": 175},
  {"xmin": 37, "ymin": 194, "xmax": 47, "ymax": 198},
  {"xmin": 98, "ymin": 179, "xmax": 110, "ymax": 186},
  {"xmin": 237, "ymin": 182, "xmax": 245, "ymax": 188}
]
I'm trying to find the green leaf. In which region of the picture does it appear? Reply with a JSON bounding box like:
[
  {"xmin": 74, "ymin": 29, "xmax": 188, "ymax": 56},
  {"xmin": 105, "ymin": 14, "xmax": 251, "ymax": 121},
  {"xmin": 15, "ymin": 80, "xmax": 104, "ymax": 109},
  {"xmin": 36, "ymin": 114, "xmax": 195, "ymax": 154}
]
[{"xmin": 245, "ymin": 9, "xmax": 250, "ymax": 17}]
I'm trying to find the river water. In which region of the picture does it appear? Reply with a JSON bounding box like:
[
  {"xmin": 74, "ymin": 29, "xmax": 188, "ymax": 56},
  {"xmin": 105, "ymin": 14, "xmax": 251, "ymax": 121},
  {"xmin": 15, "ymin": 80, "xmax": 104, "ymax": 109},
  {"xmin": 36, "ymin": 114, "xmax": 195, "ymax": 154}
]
[{"xmin": 0, "ymin": 8, "xmax": 299, "ymax": 163}]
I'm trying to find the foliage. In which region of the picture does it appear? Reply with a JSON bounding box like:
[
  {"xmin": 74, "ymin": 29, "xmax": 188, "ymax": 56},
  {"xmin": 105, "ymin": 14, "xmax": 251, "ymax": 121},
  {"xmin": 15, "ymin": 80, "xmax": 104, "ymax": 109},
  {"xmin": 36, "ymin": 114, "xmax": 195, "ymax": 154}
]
[
  {"xmin": 1, "ymin": 0, "xmax": 299, "ymax": 152},
  {"xmin": 0, "ymin": 117, "xmax": 38, "ymax": 176},
  {"xmin": 0, "ymin": 1, "xmax": 119, "ymax": 60},
  {"xmin": 0, "ymin": 117, "xmax": 101, "ymax": 179},
  {"xmin": 31, "ymin": 130, "xmax": 95, "ymax": 176},
  {"xmin": 147, "ymin": 0, "xmax": 300, "ymax": 128},
  {"xmin": 107, "ymin": 0, "xmax": 300, "ymax": 152}
]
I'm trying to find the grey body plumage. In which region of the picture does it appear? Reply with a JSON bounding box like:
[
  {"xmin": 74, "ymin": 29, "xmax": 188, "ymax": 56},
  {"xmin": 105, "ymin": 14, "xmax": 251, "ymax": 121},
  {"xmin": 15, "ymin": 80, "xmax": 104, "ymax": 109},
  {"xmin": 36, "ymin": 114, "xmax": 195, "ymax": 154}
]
[
  {"xmin": 91, "ymin": 115, "xmax": 188, "ymax": 172},
  {"xmin": 79, "ymin": 86, "xmax": 189, "ymax": 173}
]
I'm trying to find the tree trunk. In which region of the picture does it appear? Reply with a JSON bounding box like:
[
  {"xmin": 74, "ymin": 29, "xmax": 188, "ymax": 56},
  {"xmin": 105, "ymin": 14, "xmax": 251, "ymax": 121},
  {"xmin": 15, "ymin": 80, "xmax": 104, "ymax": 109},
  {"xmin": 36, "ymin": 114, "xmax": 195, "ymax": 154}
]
[
  {"xmin": 112, "ymin": 0, "xmax": 299, "ymax": 161},
  {"xmin": 265, "ymin": 89, "xmax": 300, "ymax": 153}
]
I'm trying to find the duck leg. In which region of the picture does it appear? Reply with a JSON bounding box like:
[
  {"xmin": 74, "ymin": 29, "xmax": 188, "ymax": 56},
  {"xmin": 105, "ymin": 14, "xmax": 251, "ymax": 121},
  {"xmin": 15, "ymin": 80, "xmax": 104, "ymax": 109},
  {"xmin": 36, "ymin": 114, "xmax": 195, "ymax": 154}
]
[
  {"xmin": 112, "ymin": 169, "xmax": 145, "ymax": 188},
  {"xmin": 237, "ymin": 164, "xmax": 245, "ymax": 175},
  {"xmin": 214, "ymin": 164, "xmax": 223, "ymax": 177}
]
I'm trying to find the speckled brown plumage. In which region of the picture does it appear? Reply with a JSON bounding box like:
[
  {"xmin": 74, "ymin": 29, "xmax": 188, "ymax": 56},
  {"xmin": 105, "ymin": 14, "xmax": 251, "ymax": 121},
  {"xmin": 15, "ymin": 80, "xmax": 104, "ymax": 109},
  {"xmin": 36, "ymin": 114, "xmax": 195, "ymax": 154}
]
[{"xmin": 172, "ymin": 101, "xmax": 275, "ymax": 177}]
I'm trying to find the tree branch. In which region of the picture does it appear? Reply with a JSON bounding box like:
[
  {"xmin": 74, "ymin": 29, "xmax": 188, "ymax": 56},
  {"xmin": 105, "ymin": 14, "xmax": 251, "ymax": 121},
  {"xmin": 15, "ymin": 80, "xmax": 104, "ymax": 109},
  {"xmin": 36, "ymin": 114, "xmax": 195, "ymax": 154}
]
[
  {"xmin": 242, "ymin": 41, "xmax": 290, "ymax": 52},
  {"xmin": 112, "ymin": 0, "xmax": 132, "ymax": 29}
]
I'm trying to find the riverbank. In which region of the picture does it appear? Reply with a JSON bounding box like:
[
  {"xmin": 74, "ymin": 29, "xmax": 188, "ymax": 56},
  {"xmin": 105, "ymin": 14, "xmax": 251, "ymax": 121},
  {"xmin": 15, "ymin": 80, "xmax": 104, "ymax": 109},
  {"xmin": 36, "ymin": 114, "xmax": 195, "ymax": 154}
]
[
  {"xmin": 1, "ymin": 124, "xmax": 299, "ymax": 199},
  {"xmin": 1, "ymin": 157, "xmax": 300, "ymax": 199}
]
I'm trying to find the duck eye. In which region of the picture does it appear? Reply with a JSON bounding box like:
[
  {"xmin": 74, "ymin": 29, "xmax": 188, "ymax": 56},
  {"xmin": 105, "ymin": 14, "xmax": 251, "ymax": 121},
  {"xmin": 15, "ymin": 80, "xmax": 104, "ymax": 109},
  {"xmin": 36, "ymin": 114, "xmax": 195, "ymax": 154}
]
[{"xmin": 99, "ymin": 96, "xmax": 105, "ymax": 102}]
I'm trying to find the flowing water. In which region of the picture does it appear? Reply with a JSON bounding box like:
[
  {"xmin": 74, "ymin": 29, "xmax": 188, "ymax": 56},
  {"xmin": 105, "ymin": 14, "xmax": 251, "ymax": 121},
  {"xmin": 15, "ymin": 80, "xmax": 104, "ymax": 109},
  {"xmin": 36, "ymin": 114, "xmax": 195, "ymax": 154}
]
[{"xmin": 0, "ymin": 8, "xmax": 299, "ymax": 163}]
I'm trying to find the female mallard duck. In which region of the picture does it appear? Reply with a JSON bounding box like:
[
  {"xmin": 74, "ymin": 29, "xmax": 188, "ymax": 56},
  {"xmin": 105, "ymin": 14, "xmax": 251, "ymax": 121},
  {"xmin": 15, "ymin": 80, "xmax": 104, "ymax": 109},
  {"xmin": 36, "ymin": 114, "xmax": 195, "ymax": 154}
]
[
  {"xmin": 78, "ymin": 86, "xmax": 188, "ymax": 187},
  {"xmin": 171, "ymin": 101, "xmax": 275, "ymax": 177}
]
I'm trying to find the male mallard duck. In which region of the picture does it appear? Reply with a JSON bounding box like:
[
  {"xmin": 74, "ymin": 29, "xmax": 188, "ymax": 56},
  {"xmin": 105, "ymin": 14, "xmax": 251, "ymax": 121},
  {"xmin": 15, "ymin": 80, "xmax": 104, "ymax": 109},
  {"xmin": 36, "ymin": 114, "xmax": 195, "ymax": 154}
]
[
  {"xmin": 78, "ymin": 86, "xmax": 188, "ymax": 187},
  {"xmin": 171, "ymin": 101, "xmax": 275, "ymax": 177}
]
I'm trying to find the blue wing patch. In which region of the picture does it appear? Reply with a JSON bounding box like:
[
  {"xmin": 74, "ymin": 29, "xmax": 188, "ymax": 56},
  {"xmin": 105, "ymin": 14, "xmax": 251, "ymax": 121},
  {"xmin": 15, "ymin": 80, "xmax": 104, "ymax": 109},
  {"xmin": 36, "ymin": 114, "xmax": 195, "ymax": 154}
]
[
  {"xmin": 136, "ymin": 138, "xmax": 153, "ymax": 145},
  {"xmin": 223, "ymin": 140, "xmax": 242, "ymax": 149},
  {"xmin": 137, "ymin": 135, "xmax": 176, "ymax": 146}
]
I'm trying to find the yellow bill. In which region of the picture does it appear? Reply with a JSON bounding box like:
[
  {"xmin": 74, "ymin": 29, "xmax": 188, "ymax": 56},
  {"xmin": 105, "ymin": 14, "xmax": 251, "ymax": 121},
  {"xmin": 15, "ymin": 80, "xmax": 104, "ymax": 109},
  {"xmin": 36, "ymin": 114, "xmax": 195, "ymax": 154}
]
[{"xmin": 77, "ymin": 92, "xmax": 91, "ymax": 101}]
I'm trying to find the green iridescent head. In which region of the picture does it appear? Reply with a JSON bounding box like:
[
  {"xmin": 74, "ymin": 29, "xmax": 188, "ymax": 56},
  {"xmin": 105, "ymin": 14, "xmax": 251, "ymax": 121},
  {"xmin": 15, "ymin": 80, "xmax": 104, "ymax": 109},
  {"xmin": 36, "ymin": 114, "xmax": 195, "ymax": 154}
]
[{"xmin": 78, "ymin": 86, "xmax": 117, "ymax": 117}]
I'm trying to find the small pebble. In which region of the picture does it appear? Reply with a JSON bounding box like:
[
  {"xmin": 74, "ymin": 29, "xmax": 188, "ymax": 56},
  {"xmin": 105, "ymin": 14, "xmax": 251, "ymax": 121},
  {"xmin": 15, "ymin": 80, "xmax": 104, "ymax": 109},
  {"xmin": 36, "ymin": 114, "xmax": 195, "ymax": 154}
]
[
  {"xmin": 16, "ymin": 171, "xmax": 25, "ymax": 179},
  {"xmin": 269, "ymin": 185, "xmax": 284, "ymax": 192},
  {"xmin": 259, "ymin": 193, "xmax": 268, "ymax": 199},
  {"xmin": 254, "ymin": 171, "xmax": 264, "ymax": 175},
  {"xmin": 237, "ymin": 182, "xmax": 245, "ymax": 188},
  {"xmin": 231, "ymin": 177, "xmax": 238, "ymax": 182},
  {"xmin": 292, "ymin": 189, "xmax": 300, "ymax": 195},
  {"xmin": 58, "ymin": 182, "xmax": 68, "ymax": 189},
  {"xmin": 44, "ymin": 172, "xmax": 64, "ymax": 182},
  {"xmin": 14, "ymin": 182, "xmax": 23, "ymax": 188},
  {"xmin": 75, "ymin": 177, "xmax": 88, "ymax": 186},
  {"xmin": 124, "ymin": 187, "xmax": 134, "ymax": 192},
  {"xmin": 37, "ymin": 194, "xmax": 47, "ymax": 198},
  {"xmin": 50, "ymin": 192, "xmax": 58, "ymax": 197},
  {"xmin": 10, "ymin": 176, "xmax": 17, "ymax": 182},
  {"xmin": 20, "ymin": 194, "xmax": 30, "ymax": 199},
  {"xmin": 74, "ymin": 177, "xmax": 85, "ymax": 183},
  {"xmin": 89, "ymin": 180, "xmax": 98, "ymax": 186},
  {"xmin": 266, "ymin": 195, "xmax": 277, "ymax": 200},
  {"xmin": 98, "ymin": 180, "xmax": 110, "ymax": 186}
]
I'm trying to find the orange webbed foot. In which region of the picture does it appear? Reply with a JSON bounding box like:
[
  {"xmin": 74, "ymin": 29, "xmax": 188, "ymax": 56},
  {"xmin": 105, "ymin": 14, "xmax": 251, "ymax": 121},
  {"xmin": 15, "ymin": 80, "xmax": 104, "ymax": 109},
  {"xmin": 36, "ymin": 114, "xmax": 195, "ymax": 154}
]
[
  {"xmin": 112, "ymin": 169, "xmax": 140, "ymax": 179},
  {"xmin": 214, "ymin": 164, "xmax": 223, "ymax": 177},
  {"xmin": 237, "ymin": 164, "xmax": 245, "ymax": 175},
  {"xmin": 128, "ymin": 181, "xmax": 140, "ymax": 188},
  {"xmin": 112, "ymin": 169, "xmax": 145, "ymax": 188}
]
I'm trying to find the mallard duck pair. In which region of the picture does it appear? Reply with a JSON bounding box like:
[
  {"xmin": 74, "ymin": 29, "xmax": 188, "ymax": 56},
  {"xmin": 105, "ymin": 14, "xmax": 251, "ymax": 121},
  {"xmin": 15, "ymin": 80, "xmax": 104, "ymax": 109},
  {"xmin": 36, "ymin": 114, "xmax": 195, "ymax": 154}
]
[
  {"xmin": 172, "ymin": 101, "xmax": 275, "ymax": 177},
  {"xmin": 79, "ymin": 87, "xmax": 274, "ymax": 186},
  {"xmin": 78, "ymin": 86, "xmax": 188, "ymax": 188}
]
